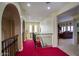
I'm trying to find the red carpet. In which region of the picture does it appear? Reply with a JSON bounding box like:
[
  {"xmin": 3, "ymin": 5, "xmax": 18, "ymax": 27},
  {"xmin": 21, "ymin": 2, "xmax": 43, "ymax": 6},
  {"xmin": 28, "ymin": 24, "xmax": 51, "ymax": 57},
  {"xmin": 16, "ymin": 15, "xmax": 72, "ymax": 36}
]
[{"xmin": 16, "ymin": 40, "xmax": 69, "ymax": 56}]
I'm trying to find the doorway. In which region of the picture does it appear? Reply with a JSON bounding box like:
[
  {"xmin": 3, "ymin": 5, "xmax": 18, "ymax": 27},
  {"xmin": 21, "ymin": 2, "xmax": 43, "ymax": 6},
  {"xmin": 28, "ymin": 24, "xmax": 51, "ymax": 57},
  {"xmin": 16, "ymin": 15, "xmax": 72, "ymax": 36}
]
[{"xmin": 58, "ymin": 21, "xmax": 74, "ymax": 46}]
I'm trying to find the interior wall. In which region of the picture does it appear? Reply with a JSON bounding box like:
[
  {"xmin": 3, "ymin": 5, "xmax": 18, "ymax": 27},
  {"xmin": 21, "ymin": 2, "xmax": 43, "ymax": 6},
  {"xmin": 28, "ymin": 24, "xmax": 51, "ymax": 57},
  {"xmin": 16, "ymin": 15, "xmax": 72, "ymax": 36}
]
[
  {"xmin": 40, "ymin": 17, "xmax": 53, "ymax": 33},
  {"xmin": 73, "ymin": 16, "xmax": 79, "ymax": 45},
  {"xmin": 2, "ymin": 3, "xmax": 21, "ymax": 41},
  {"xmin": 2, "ymin": 17, "xmax": 15, "ymax": 41},
  {"xmin": 40, "ymin": 11, "xmax": 58, "ymax": 47}
]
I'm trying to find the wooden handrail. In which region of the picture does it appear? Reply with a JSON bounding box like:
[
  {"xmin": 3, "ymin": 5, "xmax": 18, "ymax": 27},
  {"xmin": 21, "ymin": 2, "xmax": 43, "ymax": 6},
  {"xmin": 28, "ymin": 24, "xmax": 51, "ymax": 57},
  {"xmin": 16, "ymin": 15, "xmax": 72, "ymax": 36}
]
[
  {"xmin": 2, "ymin": 35, "xmax": 18, "ymax": 56},
  {"xmin": 2, "ymin": 35, "xmax": 18, "ymax": 42}
]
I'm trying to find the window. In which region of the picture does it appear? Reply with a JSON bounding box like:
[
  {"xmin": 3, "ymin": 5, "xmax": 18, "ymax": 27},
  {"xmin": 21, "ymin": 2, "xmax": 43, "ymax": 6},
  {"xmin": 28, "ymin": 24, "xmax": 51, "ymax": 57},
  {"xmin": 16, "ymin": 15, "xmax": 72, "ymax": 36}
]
[
  {"xmin": 63, "ymin": 26, "xmax": 66, "ymax": 32},
  {"xmin": 68, "ymin": 26, "xmax": 71, "ymax": 31},
  {"xmin": 59, "ymin": 22, "xmax": 73, "ymax": 32},
  {"xmin": 29, "ymin": 24, "xmax": 32, "ymax": 33},
  {"xmin": 34, "ymin": 25, "xmax": 37, "ymax": 32},
  {"xmin": 29, "ymin": 24, "xmax": 38, "ymax": 33},
  {"xmin": 71, "ymin": 26, "xmax": 73, "ymax": 32},
  {"xmin": 61, "ymin": 26, "xmax": 64, "ymax": 32}
]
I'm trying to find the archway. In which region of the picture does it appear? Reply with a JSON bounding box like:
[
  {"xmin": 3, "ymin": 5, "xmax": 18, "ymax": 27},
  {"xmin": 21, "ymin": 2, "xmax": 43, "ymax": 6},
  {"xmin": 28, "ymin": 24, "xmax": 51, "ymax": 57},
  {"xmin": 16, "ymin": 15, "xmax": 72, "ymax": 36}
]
[{"xmin": 2, "ymin": 4, "xmax": 21, "ymax": 56}]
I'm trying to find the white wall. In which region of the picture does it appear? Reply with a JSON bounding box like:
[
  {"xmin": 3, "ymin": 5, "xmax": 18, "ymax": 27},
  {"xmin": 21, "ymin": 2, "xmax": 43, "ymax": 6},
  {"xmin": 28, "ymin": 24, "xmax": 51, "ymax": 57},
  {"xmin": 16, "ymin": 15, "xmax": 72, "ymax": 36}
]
[
  {"xmin": 40, "ymin": 17, "xmax": 53, "ymax": 33},
  {"xmin": 40, "ymin": 16, "xmax": 54, "ymax": 46},
  {"xmin": 40, "ymin": 11, "xmax": 58, "ymax": 47},
  {"xmin": 73, "ymin": 16, "xmax": 79, "ymax": 46}
]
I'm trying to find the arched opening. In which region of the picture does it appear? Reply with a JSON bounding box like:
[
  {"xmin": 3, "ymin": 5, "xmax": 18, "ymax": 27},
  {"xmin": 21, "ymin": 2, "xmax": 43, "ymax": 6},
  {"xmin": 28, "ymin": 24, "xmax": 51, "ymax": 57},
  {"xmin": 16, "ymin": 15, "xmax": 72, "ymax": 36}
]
[{"xmin": 2, "ymin": 4, "xmax": 21, "ymax": 56}]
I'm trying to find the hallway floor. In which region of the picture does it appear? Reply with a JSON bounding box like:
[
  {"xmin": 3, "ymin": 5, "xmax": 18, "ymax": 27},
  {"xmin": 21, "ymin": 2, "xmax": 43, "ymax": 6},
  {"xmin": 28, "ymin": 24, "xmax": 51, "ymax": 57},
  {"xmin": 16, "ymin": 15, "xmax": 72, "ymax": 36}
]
[
  {"xmin": 58, "ymin": 39, "xmax": 79, "ymax": 56},
  {"xmin": 16, "ymin": 40, "xmax": 69, "ymax": 56},
  {"xmin": 58, "ymin": 44, "xmax": 79, "ymax": 56},
  {"xmin": 59, "ymin": 39, "xmax": 73, "ymax": 46}
]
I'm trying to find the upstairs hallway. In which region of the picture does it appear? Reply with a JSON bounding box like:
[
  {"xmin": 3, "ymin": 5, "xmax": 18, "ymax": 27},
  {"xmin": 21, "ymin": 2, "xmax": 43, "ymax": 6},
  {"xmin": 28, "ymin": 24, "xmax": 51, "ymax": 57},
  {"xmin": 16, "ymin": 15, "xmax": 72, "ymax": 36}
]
[{"xmin": 16, "ymin": 39, "xmax": 69, "ymax": 56}]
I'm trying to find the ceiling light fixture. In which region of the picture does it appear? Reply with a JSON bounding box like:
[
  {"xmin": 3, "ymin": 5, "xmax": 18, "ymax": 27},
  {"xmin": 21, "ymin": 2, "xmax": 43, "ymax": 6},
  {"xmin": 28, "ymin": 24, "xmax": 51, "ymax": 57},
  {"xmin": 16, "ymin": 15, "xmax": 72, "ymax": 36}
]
[
  {"xmin": 47, "ymin": 7, "xmax": 51, "ymax": 10},
  {"xmin": 27, "ymin": 3, "xmax": 31, "ymax": 7}
]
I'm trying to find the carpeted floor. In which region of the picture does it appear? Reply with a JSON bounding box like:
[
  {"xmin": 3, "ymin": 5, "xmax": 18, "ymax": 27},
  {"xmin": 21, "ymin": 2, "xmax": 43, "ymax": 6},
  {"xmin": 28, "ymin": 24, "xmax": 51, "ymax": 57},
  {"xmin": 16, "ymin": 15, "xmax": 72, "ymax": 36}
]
[{"xmin": 16, "ymin": 40, "xmax": 69, "ymax": 56}]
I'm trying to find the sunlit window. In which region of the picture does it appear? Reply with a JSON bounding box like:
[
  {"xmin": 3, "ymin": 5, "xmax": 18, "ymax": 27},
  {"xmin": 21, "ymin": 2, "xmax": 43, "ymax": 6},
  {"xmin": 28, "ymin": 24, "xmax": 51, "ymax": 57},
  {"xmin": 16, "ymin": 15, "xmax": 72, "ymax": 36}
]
[
  {"xmin": 63, "ymin": 26, "xmax": 66, "ymax": 32},
  {"xmin": 34, "ymin": 25, "xmax": 37, "ymax": 32},
  {"xmin": 61, "ymin": 26, "xmax": 64, "ymax": 32},
  {"xmin": 71, "ymin": 26, "xmax": 73, "ymax": 32},
  {"xmin": 68, "ymin": 26, "xmax": 71, "ymax": 31},
  {"xmin": 29, "ymin": 24, "xmax": 32, "ymax": 33}
]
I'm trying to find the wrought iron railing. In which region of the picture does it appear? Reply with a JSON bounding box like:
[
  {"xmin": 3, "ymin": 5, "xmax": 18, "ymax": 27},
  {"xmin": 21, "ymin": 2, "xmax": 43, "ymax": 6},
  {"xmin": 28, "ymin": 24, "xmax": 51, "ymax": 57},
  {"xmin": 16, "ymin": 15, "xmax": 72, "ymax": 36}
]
[{"xmin": 2, "ymin": 35, "xmax": 18, "ymax": 56}]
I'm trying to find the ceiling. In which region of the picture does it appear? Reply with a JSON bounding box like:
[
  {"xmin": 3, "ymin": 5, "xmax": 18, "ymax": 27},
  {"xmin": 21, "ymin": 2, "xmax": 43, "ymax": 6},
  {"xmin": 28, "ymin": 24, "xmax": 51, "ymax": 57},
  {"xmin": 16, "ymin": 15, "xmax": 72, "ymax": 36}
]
[
  {"xmin": 58, "ymin": 5, "xmax": 79, "ymax": 19},
  {"xmin": 19, "ymin": 2, "xmax": 69, "ymax": 21}
]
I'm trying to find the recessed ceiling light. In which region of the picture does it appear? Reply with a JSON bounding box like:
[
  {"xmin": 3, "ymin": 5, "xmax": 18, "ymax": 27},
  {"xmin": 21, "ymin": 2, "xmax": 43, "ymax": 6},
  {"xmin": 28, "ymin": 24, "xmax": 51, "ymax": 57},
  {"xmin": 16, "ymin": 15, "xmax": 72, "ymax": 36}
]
[
  {"xmin": 47, "ymin": 7, "xmax": 51, "ymax": 10},
  {"xmin": 27, "ymin": 3, "xmax": 31, "ymax": 7}
]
